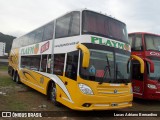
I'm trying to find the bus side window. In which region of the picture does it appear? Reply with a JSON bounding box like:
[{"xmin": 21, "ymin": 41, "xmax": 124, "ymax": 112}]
[
  {"xmin": 70, "ymin": 11, "xmax": 80, "ymax": 36},
  {"xmin": 131, "ymin": 34, "xmax": 143, "ymax": 51},
  {"xmin": 34, "ymin": 27, "xmax": 44, "ymax": 44},
  {"xmin": 30, "ymin": 55, "xmax": 41, "ymax": 71},
  {"xmin": 21, "ymin": 56, "xmax": 29, "ymax": 68},
  {"xmin": 53, "ymin": 54, "xmax": 65, "ymax": 76},
  {"xmin": 65, "ymin": 51, "xmax": 79, "ymax": 80},
  {"xmin": 47, "ymin": 54, "xmax": 51, "ymax": 73},
  {"xmin": 43, "ymin": 22, "xmax": 54, "ymax": 41},
  {"xmin": 21, "ymin": 55, "xmax": 41, "ymax": 71},
  {"xmin": 131, "ymin": 61, "xmax": 143, "ymax": 81},
  {"xmin": 40, "ymin": 55, "xmax": 47, "ymax": 72}
]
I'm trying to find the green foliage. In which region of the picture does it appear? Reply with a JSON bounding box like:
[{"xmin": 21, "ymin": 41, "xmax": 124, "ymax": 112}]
[
  {"xmin": 0, "ymin": 32, "xmax": 16, "ymax": 53},
  {"xmin": 0, "ymin": 76, "xmax": 14, "ymax": 87},
  {"xmin": 0, "ymin": 65, "xmax": 8, "ymax": 71}
]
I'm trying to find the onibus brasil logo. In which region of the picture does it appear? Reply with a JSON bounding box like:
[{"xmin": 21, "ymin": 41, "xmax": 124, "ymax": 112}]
[
  {"xmin": 21, "ymin": 44, "xmax": 39, "ymax": 55},
  {"xmin": 91, "ymin": 36, "xmax": 131, "ymax": 51}
]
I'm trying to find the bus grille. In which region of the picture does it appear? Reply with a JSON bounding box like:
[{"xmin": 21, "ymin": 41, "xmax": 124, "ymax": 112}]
[{"xmin": 97, "ymin": 86, "xmax": 129, "ymax": 95}]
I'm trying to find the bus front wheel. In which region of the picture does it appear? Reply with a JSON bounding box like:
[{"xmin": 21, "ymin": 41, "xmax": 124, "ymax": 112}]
[{"xmin": 49, "ymin": 82, "xmax": 60, "ymax": 106}]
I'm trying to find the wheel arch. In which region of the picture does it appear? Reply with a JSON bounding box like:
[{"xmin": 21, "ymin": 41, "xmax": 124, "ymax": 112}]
[{"xmin": 46, "ymin": 80, "xmax": 56, "ymax": 99}]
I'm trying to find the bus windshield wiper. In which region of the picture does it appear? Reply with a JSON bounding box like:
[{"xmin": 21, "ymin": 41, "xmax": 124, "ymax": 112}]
[
  {"xmin": 115, "ymin": 63, "xmax": 128, "ymax": 85},
  {"xmin": 99, "ymin": 56, "xmax": 111, "ymax": 84}
]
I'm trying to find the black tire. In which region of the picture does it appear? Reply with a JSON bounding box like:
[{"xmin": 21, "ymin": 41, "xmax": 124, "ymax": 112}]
[
  {"xmin": 15, "ymin": 73, "xmax": 21, "ymax": 84},
  {"xmin": 12, "ymin": 70, "xmax": 16, "ymax": 81},
  {"xmin": 49, "ymin": 82, "xmax": 60, "ymax": 106}
]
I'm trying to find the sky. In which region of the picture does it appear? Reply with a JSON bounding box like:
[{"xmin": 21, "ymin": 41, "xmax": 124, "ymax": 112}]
[{"xmin": 0, "ymin": 0, "xmax": 160, "ymax": 37}]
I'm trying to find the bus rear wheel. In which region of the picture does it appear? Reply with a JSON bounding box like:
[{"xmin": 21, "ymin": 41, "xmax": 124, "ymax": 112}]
[
  {"xmin": 49, "ymin": 82, "xmax": 60, "ymax": 106},
  {"xmin": 15, "ymin": 73, "xmax": 21, "ymax": 84},
  {"xmin": 12, "ymin": 70, "xmax": 16, "ymax": 81}
]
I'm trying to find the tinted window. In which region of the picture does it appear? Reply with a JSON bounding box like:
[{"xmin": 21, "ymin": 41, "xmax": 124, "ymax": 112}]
[
  {"xmin": 28, "ymin": 32, "xmax": 35, "ymax": 45},
  {"xmin": 40, "ymin": 55, "xmax": 47, "ymax": 72},
  {"xmin": 34, "ymin": 27, "xmax": 44, "ymax": 43},
  {"xmin": 145, "ymin": 34, "xmax": 160, "ymax": 51},
  {"xmin": 47, "ymin": 54, "xmax": 51, "ymax": 73},
  {"xmin": 70, "ymin": 12, "xmax": 80, "ymax": 36},
  {"xmin": 131, "ymin": 61, "xmax": 143, "ymax": 81},
  {"xmin": 128, "ymin": 34, "xmax": 133, "ymax": 47},
  {"xmin": 53, "ymin": 54, "xmax": 65, "ymax": 75},
  {"xmin": 65, "ymin": 51, "xmax": 79, "ymax": 80},
  {"xmin": 43, "ymin": 22, "xmax": 54, "ymax": 41},
  {"xmin": 129, "ymin": 34, "xmax": 142, "ymax": 51},
  {"xmin": 148, "ymin": 58, "xmax": 160, "ymax": 80},
  {"xmin": 115, "ymin": 53, "xmax": 130, "ymax": 82},
  {"xmin": 21, "ymin": 36, "xmax": 28, "ymax": 47},
  {"xmin": 55, "ymin": 13, "xmax": 71, "ymax": 38},
  {"xmin": 80, "ymin": 50, "xmax": 114, "ymax": 82},
  {"xmin": 82, "ymin": 10, "xmax": 128, "ymax": 43},
  {"xmin": 21, "ymin": 55, "xmax": 41, "ymax": 71},
  {"xmin": 55, "ymin": 11, "xmax": 80, "ymax": 38}
]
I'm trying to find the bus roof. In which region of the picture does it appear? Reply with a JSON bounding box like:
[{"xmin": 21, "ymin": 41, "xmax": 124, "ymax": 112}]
[
  {"xmin": 17, "ymin": 9, "xmax": 126, "ymax": 39},
  {"xmin": 129, "ymin": 32, "xmax": 160, "ymax": 37}
]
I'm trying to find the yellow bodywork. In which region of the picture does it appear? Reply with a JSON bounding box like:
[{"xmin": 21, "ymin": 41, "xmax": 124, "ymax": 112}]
[
  {"xmin": 9, "ymin": 48, "xmax": 133, "ymax": 111},
  {"xmin": 56, "ymin": 76, "xmax": 132, "ymax": 110},
  {"xmin": 9, "ymin": 48, "xmax": 19, "ymax": 71},
  {"xmin": 76, "ymin": 43, "xmax": 90, "ymax": 68}
]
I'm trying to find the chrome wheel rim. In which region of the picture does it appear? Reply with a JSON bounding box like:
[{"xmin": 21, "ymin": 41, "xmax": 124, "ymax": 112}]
[{"xmin": 50, "ymin": 84, "xmax": 56, "ymax": 102}]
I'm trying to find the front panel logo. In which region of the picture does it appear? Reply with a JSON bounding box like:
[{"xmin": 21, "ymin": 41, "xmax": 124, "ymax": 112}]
[
  {"xmin": 114, "ymin": 89, "xmax": 118, "ymax": 94},
  {"xmin": 91, "ymin": 36, "xmax": 131, "ymax": 51}
]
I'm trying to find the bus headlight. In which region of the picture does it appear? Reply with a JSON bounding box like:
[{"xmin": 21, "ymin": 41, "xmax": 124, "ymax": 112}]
[
  {"xmin": 78, "ymin": 84, "xmax": 94, "ymax": 95},
  {"xmin": 147, "ymin": 84, "xmax": 157, "ymax": 89}
]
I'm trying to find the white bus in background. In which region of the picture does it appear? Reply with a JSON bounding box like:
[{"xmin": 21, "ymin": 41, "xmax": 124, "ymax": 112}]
[{"xmin": 0, "ymin": 42, "xmax": 6, "ymax": 56}]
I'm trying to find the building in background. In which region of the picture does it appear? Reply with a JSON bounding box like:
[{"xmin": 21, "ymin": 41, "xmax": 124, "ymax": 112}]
[{"xmin": 0, "ymin": 42, "xmax": 6, "ymax": 56}]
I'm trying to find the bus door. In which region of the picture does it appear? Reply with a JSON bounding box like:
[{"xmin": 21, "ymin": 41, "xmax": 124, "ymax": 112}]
[{"xmin": 131, "ymin": 60, "xmax": 144, "ymax": 97}]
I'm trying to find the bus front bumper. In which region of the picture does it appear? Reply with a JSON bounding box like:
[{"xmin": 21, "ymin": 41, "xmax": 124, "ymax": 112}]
[
  {"xmin": 70, "ymin": 94, "xmax": 133, "ymax": 111},
  {"xmin": 145, "ymin": 91, "xmax": 160, "ymax": 100}
]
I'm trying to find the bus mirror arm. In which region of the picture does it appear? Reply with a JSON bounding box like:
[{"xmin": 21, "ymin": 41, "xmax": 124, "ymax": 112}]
[
  {"xmin": 76, "ymin": 43, "xmax": 90, "ymax": 68},
  {"xmin": 127, "ymin": 60, "xmax": 131, "ymax": 73},
  {"xmin": 131, "ymin": 55, "xmax": 144, "ymax": 73},
  {"xmin": 144, "ymin": 58, "xmax": 154, "ymax": 73}
]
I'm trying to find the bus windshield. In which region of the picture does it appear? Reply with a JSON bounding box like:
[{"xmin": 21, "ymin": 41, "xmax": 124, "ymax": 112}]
[
  {"xmin": 145, "ymin": 34, "xmax": 160, "ymax": 51},
  {"xmin": 148, "ymin": 58, "xmax": 160, "ymax": 80},
  {"xmin": 79, "ymin": 49, "xmax": 130, "ymax": 83},
  {"xmin": 115, "ymin": 53, "xmax": 130, "ymax": 83},
  {"xmin": 82, "ymin": 10, "xmax": 128, "ymax": 43}
]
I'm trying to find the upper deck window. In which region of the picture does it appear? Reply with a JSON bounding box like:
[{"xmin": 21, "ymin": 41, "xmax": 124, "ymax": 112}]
[
  {"xmin": 82, "ymin": 10, "xmax": 128, "ymax": 43},
  {"xmin": 55, "ymin": 11, "xmax": 80, "ymax": 38},
  {"xmin": 43, "ymin": 22, "xmax": 54, "ymax": 41},
  {"xmin": 129, "ymin": 34, "xmax": 143, "ymax": 51},
  {"xmin": 145, "ymin": 34, "xmax": 160, "ymax": 51}
]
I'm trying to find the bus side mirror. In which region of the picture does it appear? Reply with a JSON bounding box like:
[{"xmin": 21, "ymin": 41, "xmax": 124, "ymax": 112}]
[
  {"xmin": 76, "ymin": 43, "xmax": 90, "ymax": 68},
  {"xmin": 131, "ymin": 55, "xmax": 144, "ymax": 73},
  {"xmin": 144, "ymin": 58, "xmax": 154, "ymax": 73}
]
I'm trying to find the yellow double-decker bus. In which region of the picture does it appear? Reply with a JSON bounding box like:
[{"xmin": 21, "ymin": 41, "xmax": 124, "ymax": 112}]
[{"xmin": 8, "ymin": 9, "xmax": 144, "ymax": 110}]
